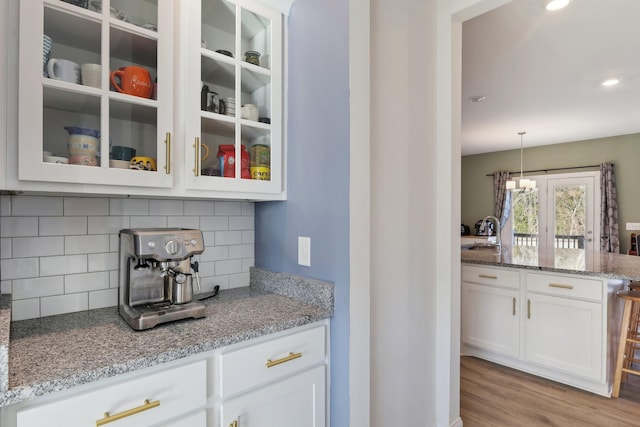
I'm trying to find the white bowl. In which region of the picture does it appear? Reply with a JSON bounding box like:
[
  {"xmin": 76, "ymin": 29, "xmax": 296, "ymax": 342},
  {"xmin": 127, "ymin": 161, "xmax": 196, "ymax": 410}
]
[
  {"xmin": 44, "ymin": 156, "xmax": 69, "ymax": 164},
  {"xmin": 109, "ymin": 159, "xmax": 130, "ymax": 169}
]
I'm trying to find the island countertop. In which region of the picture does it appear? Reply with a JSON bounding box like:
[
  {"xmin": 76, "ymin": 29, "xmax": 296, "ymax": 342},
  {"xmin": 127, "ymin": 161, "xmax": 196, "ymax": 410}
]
[
  {"xmin": 461, "ymin": 245, "xmax": 640, "ymax": 281},
  {"xmin": 0, "ymin": 268, "xmax": 334, "ymax": 408}
]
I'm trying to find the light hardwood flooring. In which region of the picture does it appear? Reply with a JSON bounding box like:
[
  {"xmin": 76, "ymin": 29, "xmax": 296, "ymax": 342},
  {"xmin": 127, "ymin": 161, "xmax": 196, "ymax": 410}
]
[{"xmin": 460, "ymin": 356, "xmax": 640, "ymax": 426}]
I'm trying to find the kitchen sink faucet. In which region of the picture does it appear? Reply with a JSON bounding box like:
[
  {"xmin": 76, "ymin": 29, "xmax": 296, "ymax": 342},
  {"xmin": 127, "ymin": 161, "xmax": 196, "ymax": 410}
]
[{"xmin": 480, "ymin": 215, "xmax": 501, "ymax": 248}]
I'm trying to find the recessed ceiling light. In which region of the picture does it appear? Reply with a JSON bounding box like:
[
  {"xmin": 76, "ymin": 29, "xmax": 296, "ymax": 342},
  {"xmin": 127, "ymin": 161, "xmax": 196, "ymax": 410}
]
[
  {"xmin": 545, "ymin": 0, "xmax": 571, "ymax": 11},
  {"xmin": 602, "ymin": 79, "xmax": 620, "ymax": 87},
  {"xmin": 469, "ymin": 96, "xmax": 486, "ymax": 103}
]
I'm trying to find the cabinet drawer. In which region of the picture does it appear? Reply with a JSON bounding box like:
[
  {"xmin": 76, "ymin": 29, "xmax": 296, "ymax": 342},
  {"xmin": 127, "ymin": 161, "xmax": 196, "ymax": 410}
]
[
  {"xmin": 220, "ymin": 325, "xmax": 326, "ymax": 398},
  {"xmin": 526, "ymin": 272, "xmax": 604, "ymax": 301},
  {"xmin": 462, "ymin": 265, "xmax": 520, "ymax": 289},
  {"xmin": 16, "ymin": 361, "xmax": 206, "ymax": 427}
]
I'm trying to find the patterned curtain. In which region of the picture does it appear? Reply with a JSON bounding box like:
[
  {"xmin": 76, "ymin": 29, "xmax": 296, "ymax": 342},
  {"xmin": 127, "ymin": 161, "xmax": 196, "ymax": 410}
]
[
  {"xmin": 493, "ymin": 171, "xmax": 512, "ymax": 229},
  {"xmin": 600, "ymin": 162, "xmax": 619, "ymax": 253}
]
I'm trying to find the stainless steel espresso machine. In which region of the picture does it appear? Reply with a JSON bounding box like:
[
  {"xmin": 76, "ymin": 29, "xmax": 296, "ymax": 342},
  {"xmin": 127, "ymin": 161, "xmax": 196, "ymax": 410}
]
[{"xmin": 119, "ymin": 228, "xmax": 206, "ymax": 330}]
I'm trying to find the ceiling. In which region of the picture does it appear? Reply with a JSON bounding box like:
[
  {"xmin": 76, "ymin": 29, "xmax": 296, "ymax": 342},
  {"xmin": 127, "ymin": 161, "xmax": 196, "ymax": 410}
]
[{"xmin": 461, "ymin": 0, "xmax": 640, "ymax": 155}]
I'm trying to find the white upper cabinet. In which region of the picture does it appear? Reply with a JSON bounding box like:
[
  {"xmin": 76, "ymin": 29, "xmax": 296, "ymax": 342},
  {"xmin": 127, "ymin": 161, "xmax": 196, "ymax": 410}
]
[
  {"xmin": 19, "ymin": 0, "xmax": 174, "ymax": 188},
  {"xmin": 182, "ymin": 0, "xmax": 283, "ymax": 195},
  {"xmin": 12, "ymin": 0, "xmax": 286, "ymax": 200}
]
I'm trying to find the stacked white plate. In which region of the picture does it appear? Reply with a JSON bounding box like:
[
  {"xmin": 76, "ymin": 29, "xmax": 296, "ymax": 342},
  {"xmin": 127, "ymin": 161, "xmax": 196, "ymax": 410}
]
[{"xmin": 225, "ymin": 97, "xmax": 236, "ymax": 116}]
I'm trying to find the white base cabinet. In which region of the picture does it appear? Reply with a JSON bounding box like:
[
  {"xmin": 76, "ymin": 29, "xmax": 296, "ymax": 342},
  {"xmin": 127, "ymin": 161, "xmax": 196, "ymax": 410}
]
[
  {"xmin": 0, "ymin": 321, "xmax": 329, "ymax": 427},
  {"xmin": 221, "ymin": 366, "xmax": 325, "ymax": 427},
  {"xmin": 461, "ymin": 264, "xmax": 624, "ymax": 397}
]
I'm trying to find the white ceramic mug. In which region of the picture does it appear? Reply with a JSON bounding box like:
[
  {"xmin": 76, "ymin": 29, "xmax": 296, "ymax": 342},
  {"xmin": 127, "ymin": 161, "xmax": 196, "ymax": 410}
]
[
  {"xmin": 81, "ymin": 63, "xmax": 101, "ymax": 88},
  {"xmin": 47, "ymin": 58, "xmax": 80, "ymax": 83}
]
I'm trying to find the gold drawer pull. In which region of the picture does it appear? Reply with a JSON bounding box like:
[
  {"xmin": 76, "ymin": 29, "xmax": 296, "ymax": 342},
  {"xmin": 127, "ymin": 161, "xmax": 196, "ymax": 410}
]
[
  {"xmin": 548, "ymin": 283, "xmax": 574, "ymax": 290},
  {"xmin": 230, "ymin": 421, "xmax": 238, "ymax": 427},
  {"xmin": 266, "ymin": 352, "xmax": 302, "ymax": 368},
  {"xmin": 512, "ymin": 297, "xmax": 516, "ymax": 316},
  {"xmin": 479, "ymin": 274, "xmax": 498, "ymax": 279},
  {"xmin": 96, "ymin": 399, "xmax": 160, "ymax": 426},
  {"xmin": 527, "ymin": 299, "xmax": 531, "ymax": 319},
  {"xmin": 164, "ymin": 132, "xmax": 171, "ymax": 174}
]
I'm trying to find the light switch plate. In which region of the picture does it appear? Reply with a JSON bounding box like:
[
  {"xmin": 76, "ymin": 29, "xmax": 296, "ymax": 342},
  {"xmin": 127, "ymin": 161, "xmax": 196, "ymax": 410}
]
[{"xmin": 298, "ymin": 236, "xmax": 311, "ymax": 266}]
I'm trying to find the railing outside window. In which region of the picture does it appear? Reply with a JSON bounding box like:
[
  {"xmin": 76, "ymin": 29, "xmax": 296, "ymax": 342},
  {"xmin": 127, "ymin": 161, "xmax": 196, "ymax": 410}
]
[{"xmin": 514, "ymin": 233, "xmax": 584, "ymax": 249}]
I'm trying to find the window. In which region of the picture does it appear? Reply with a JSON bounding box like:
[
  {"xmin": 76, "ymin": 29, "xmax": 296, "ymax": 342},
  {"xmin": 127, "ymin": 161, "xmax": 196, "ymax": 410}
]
[{"xmin": 505, "ymin": 171, "xmax": 600, "ymax": 269}]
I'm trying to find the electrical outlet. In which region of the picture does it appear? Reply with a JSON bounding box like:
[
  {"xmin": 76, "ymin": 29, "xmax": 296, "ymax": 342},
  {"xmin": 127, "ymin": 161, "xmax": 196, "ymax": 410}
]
[
  {"xmin": 627, "ymin": 223, "xmax": 640, "ymax": 231},
  {"xmin": 298, "ymin": 236, "xmax": 311, "ymax": 266}
]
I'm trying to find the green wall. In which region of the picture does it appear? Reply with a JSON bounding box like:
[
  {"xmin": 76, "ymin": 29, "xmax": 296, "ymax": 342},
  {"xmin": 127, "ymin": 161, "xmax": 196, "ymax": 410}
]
[{"xmin": 461, "ymin": 133, "xmax": 640, "ymax": 254}]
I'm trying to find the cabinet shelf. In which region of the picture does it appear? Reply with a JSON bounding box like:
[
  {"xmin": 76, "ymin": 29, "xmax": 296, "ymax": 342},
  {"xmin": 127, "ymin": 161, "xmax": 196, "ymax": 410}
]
[
  {"xmin": 110, "ymin": 25, "xmax": 158, "ymax": 69},
  {"xmin": 43, "ymin": 84, "xmax": 101, "ymax": 115},
  {"xmin": 44, "ymin": 5, "xmax": 101, "ymax": 53}
]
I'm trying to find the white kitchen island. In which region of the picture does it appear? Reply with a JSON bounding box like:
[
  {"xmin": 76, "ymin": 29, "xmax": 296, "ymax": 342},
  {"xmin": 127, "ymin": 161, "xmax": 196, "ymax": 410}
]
[{"xmin": 460, "ymin": 246, "xmax": 640, "ymax": 397}]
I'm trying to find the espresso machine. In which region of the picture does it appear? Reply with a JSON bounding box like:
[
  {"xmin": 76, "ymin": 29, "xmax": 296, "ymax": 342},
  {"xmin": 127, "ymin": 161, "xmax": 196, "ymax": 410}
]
[{"xmin": 119, "ymin": 228, "xmax": 206, "ymax": 330}]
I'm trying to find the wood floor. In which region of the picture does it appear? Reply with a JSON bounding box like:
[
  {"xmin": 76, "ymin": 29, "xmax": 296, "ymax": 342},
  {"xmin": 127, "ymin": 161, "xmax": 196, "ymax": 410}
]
[{"xmin": 460, "ymin": 356, "xmax": 640, "ymax": 426}]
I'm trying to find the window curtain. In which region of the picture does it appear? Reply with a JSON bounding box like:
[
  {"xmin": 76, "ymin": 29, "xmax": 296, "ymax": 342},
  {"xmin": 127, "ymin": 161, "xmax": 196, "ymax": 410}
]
[
  {"xmin": 600, "ymin": 162, "xmax": 619, "ymax": 253},
  {"xmin": 493, "ymin": 171, "xmax": 512, "ymax": 229}
]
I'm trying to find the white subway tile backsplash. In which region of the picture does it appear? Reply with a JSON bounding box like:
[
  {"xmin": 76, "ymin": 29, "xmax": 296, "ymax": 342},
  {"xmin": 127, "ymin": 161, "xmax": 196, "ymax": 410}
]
[
  {"xmin": 88, "ymin": 252, "xmax": 118, "ymax": 272},
  {"xmin": 109, "ymin": 198, "xmax": 149, "ymax": 215},
  {"xmin": 0, "ymin": 281, "xmax": 11, "ymax": 294},
  {"xmin": 130, "ymin": 216, "xmax": 167, "ymax": 228},
  {"xmin": 242, "ymin": 230, "xmax": 255, "ymax": 244},
  {"xmin": 215, "ymin": 259, "xmax": 242, "ymax": 275},
  {"xmin": 0, "ymin": 196, "xmax": 11, "ymax": 217},
  {"xmin": 11, "ymin": 299, "xmax": 40, "ymax": 321},
  {"xmin": 12, "ymin": 276, "xmax": 64, "ymax": 299},
  {"xmin": 215, "ymin": 201, "xmax": 242, "ymax": 216},
  {"xmin": 13, "ymin": 237, "xmax": 64, "ymax": 258},
  {"xmin": 200, "ymin": 216, "xmax": 229, "ymax": 231},
  {"xmin": 89, "ymin": 288, "xmax": 118, "ymax": 309},
  {"xmin": 184, "ymin": 201, "xmax": 214, "ymax": 215},
  {"xmin": 88, "ymin": 216, "xmax": 130, "ymax": 235},
  {"xmin": 199, "ymin": 245, "xmax": 228, "ymax": 262},
  {"xmin": 65, "ymin": 235, "xmax": 110, "ymax": 255},
  {"xmin": 230, "ymin": 272, "xmax": 251, "ymax": 288},
  {"xmin": 1, "ymin": 258, "xmax": 39, "ymax": 279},
  {"xmin": 149, "ymin": 200, "xmax": 184, "ymax": 215},
  {"xmin": 215, "ymin": 230, "xmax": 243, "ymax": 245},
  {"xmin": 241, "ymin": 201, "xmax": 255, "ymax": 216},
  {"xmin": 40, "ymin": 217, "xmax": 87, "ymax": 236},
  {"xmin": 0, "ymin": 195, "xmax": 253, "ymax": 319},
  {"xmin": 229, "ymin": 244, "xmax": 254, "ymax": 259},
  {"xmin": 65, "ymin": 271, "xmax": 109, "ymax": 293},
  {"xmin": 64, "ymin": 197, "xmax": 109, "ymax": 216},
  {"xmin": 40, "ymin": 255, "xmax": 87, "ymax": 276},
  {"xmin": 0, "ymin": 238, "xmax": 11, "ymax": 259},
  {"xmin": 167, "ymin": 216, "xmax": 199, "ymax": 229},
  {"xmin": 229, "ymin": 216, "xmax": 254, "ymax": 230},
  {"xmin": 1, "ymin": 217, "xmax": 38, "ymax": 237},
  {"xmin": 12, "ymin": 196, "xmax": 63, "ymax": 216},
  {"xmin": 41, "ymin": 293, "xmax": 88, "ymax": 317}
]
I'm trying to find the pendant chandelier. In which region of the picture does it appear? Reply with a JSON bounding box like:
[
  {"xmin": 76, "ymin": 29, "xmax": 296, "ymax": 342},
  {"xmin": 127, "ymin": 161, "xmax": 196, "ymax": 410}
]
[{"xmin": 506, "ymin": 131, "xmax": 536, "ymax": 191}]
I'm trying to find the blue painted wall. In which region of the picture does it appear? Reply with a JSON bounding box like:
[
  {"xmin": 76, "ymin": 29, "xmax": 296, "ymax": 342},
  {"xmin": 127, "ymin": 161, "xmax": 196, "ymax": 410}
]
[{"xmin": 254, "ymin": 0, "xmax": 351, "ymax": 424}]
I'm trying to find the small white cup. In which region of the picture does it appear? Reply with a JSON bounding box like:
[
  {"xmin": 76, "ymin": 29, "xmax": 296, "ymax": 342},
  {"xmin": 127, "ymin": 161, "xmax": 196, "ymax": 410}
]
[
  {"xmin": 81, "ymin": 63, "xmax": 102, "ymax": 88},
  {"xmin": 241, "ymin": 104, "xmax": 259, "ymax": 121},
  {"xmin": 47, "ymin": 58, "xmax": 80, "ymax": 84}
]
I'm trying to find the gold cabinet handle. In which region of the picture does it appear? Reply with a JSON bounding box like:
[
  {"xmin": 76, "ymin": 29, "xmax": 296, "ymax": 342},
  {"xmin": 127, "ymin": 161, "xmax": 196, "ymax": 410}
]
[
  {"xmin": 548, "ymin": 283, "xmax": 574, "ymax": 290},
  {"xmin": 96, "ymin": 399, "xmax": 160, "ymax": 426},
  {"xmin": 230, "ymin": 421, "xmax": 238, "ymax": 427},
  {"xmin": 193, "ymin": 137, "xmax": 200, "ymax": 176},
  {"xmin": 527, "ymin": 299, "xmax": 531, "ymax": 319},
  {"xmin": 164, "ymin": 132, "xmax": 171, "ymax": 174},
  {"xmin": 512, "ymin": 297, "xmax": 516, "ymax": 316},
  {"xmin": 266, "ymin": 352, "xmax": 302, "ymax": 368},
  {"xmin": 479, "ymin": 274, "xmax": 498, "ymax": 279}
]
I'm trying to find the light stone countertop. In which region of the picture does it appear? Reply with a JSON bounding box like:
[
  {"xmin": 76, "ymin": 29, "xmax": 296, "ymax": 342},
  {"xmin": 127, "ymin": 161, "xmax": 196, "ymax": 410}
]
[
  {"xmin": 0, "ymin": 268, "xmax": 333, "ymax": 408},
  {"xmin": 461, "ymin": 244, "xmax": 640, "ymax": 281}
]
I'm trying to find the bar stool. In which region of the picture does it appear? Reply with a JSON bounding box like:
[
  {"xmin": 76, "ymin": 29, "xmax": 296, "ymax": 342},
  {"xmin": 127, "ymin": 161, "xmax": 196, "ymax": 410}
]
[{"xmin": 612, "ymin": 289, "xmax": 640, "ymax": 397}]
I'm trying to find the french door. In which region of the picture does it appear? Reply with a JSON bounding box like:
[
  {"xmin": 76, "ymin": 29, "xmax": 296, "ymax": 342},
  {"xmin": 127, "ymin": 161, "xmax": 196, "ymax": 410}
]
[{"xmin": 508, "ymin": 172, "xmax": 599, "ymax": 269}]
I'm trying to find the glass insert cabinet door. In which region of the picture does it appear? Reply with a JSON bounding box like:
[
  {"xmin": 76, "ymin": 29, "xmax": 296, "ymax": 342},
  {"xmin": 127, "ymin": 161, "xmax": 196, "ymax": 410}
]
[
  {"xmin": 18, "ymin": 0, "xmax": 173, "ymax": 188},
  {"xmin": 184, "ymin": 0, "xmax": 283, "ymax": 194}
]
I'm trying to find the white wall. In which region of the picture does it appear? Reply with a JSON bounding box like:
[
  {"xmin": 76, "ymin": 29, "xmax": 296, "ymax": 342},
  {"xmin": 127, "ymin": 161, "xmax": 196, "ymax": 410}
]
[{"xmin": 0, "ymin": 195, "xmax": 254, "ymax": 320}]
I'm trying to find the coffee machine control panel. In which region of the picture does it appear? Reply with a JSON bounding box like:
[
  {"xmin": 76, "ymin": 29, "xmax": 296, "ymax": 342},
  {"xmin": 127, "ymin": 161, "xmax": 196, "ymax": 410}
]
[{"xmin": 125, "ymin": 229, "xmax": 205, "ymax": 261}]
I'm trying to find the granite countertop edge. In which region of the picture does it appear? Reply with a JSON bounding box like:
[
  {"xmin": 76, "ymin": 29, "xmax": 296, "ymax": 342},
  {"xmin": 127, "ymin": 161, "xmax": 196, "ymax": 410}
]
[
  {"xmin": 461, "ymin": 247, "xmax": 640, "ymax": 281},
  {"xmin": 0, "ymin": 268, "xmax": 334, "ymax": 408}
]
